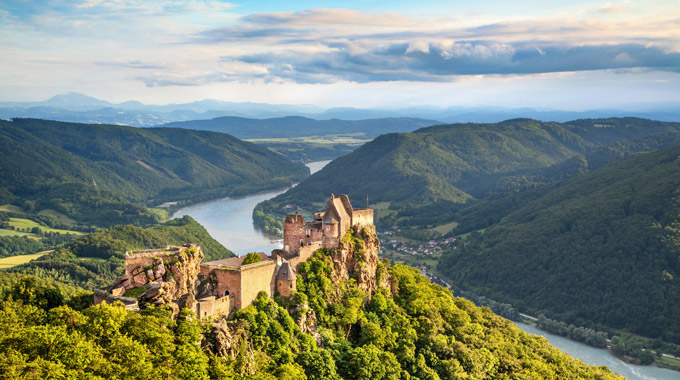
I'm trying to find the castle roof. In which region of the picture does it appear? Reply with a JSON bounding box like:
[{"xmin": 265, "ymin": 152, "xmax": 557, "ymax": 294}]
[{"xmin": 277, "ymin": 262, "xmax": 296, "ymax": 281}]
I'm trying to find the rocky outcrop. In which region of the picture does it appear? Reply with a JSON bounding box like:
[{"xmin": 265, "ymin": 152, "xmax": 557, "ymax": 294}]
[
  {"xmin": 331, "ymin": 225, "xmax": 388, "ymax": 297},
  {"xmin": 102, "ymin": 245, "xmax": 205, "ymax": 316},
  {"xmin": 209, "ymin": 319, "xmax": 256, "ymax": 374}
]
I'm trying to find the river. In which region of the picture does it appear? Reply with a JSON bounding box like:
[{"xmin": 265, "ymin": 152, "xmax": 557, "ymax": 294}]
[
  {"xmin": 171, "ymin": 160, "xmax": 330, "ymax": 256},
  {"xmin": 171, "ymin": 159, "xmax": 678, "ymax": 379},
  {"xmin": 515, "ymin": 323, "xmax": 680, "ymax": 380}
]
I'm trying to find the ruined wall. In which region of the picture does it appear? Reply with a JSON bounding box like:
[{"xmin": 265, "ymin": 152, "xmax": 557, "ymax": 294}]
[
  {"xmin": 289, "ymin": 242, "xmax": 322, "ymax": 270},
  {"xmin": 239, "ymin": 261, "xmax": 276, "ymax": 309},
  {"xmin": 209, "ymin": 268, "xmax": 242, "ymax": 303},
  {"xmin": 323, "ymin": 235, "xmax": 340, "ymax": 250},
  {"xmin": 340, "ymin": 217, "xmax": 351, "ymax": 239},
  {"xmin": 352, "ymin": 209, "xmax": 374, "ymax": 228},
  {"xmin": 196, "ymin": 296, "xmax": 231, "ymax": 321},
  {"xmin": 338, "ymin": 194, "xmax": 353, "ymax": 214}
]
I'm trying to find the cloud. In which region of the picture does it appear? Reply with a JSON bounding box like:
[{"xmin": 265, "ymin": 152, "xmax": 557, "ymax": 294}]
[
  {"xmin": 2, "ymin": 1, "xmax": 680, "ymax": 91},
  {"xmin": 241, "ymin": 8, "xmax": 416, "ymax": 27},
  {"xmin": 95, "ymin": 60, "xmax": 166, "ymax": 69},
  {"xmin": 181, "ymin": 5, "xmax": 680, "ymax": 84},
  {"xmin": 594, "ymin": 2, "xmax": 627, "ymax": 14},
  {"xmin": 224, "ymin": 41, "xmax": 680, "ymax": 83}
]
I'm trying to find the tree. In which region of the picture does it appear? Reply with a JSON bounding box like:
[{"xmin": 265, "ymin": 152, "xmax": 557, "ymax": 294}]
[{"xmin": 242, "ymin": 252, "xmax": 262, "ymax": 265}]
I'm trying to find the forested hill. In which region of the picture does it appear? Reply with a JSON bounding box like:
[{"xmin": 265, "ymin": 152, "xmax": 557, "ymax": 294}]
[
  {"xmin": 0, "ymin": 254, "xmax": 623, "ymax": 379},
  {"xmin": 259, "ymin": 117, "xmax": 680, "ymax": 228},
  {"xmin": 439, "ymin": 143, "xmax": 680, "ymax": 343},
  {"xmin": 0, "ymin": 118, "xmax": 308, "ymax": 227},
  {"xmin": 5, "ymin": 216, "xmax": 233, "ymax": 290},
  {"xmin": 158, "ymin": 116, "xmax": 440, "ymax": 139}
]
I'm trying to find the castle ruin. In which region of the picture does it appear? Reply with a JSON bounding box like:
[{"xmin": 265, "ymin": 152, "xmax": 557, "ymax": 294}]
[{"xmin": 95, "ymin": 194, "xmax": 374, "ymax": 320}]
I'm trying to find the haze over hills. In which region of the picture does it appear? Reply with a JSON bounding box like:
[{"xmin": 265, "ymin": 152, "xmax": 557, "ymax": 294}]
[
  {"xmin": 158, "ymin": 116, "xmax": 440, "ymax": 139},
  {"xmin": 258, "ymin": 117, "xmax": 680, "ymax": 230},
  {"xmin": 2, "ymin": 92, "xmax": 679, "ymax": 127},
  {"xmin": 438, "ymin": 143, "xmax": 680, "ymax": 343}
]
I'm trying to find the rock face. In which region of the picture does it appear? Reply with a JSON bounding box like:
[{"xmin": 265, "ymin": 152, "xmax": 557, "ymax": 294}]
[
  {"xmin": 102, "ymin": 244, "xmax": 205, "ymax": 315},
  {"xmin": 332, "ymin": 225, "xmax": 387, "ymax": 297}
]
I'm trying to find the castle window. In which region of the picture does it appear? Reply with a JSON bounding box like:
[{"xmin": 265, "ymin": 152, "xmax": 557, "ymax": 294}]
[
  {"xmin": 299, "ymin": 228, "xmax": 303, "ymax": 233},
  {"xmin": 290, "ymin": 284, "xmax": 293, "ymax": 289},
  {"xmin": 326, "ymin": 226, "xmax": 330, "ymax": 231}
]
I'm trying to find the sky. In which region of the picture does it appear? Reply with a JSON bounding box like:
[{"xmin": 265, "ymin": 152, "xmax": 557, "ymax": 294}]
[{"xmin": 1, "ymin": 0, "xmax": 679, "ymax": 110}]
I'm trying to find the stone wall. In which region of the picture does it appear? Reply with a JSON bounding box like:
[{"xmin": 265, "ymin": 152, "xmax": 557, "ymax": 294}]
[
  {"xmin": 352, "ymin": 209, "xmax": 374, "ymax": 228},
  {"xmin": 196, "ymin": 296, "xmax": 231, "ymax": 320},
  {"xmin": 289, "ymin": 242, "xmax": 322, "ymax": 270},
  {"xmin": 239, "ymin": 261, "xmax": 276, "ymax": 309},
  {"xmin": 277, "ymin": 279, "xmax": 296, "ymax": 297},
  {"xmin": 208, "ymin": 268, "xmax": 241, "ymax": 302},
  {"xmin": 283, "ymin": 213, "xmax": 305, "ymax": 254}
]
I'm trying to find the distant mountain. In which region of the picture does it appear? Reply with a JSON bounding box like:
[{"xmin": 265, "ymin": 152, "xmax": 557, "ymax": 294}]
[
  {"xmin": 2, "ymin": 92, "xmax": 679, "ymax": 127},
  {"xmin": 438, "ymin": 143, "xmax": 680, "ymax": 343},
  {"xmin": 0, "ymin": 118, "xmax": 308, "ymax": 227},
  {"xmin": 258, "ymin": 118, "xmax": 680, "ymax": 230},
  {"xmin": 157, "ymin": 116, "xmax": 440, "ymax": 139}
]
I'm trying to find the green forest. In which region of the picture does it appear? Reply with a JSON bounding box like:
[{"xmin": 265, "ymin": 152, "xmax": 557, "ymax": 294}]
[
  {"xmin": 258, "ymin": 118, "xmax": 680, "ymax": 230},
  {"xmin": 0, "ymin": 248, "xmax": 623, "ymax": 379},
  {"xmin": 0, "ymin": 118, "xmax": 309, "ymax": 228},
  {"xmin": 438, "ymin": 144, "xmax": 680, "ymax": 343},
  {"xmin": 4, "ymin": 216, "xmax": 233, "ymax": 289}
]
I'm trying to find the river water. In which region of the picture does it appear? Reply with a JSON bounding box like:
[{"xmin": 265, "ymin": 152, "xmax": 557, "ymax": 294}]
[
  {"xmin": 170, "ymin": 160, "xmax": 330, "ymax": 256},
  {"xmin": 515, "ymin": 323, "xmax": 680, "ymax": 380},
  {"xmin": 171, "ymin": 159, "xmax": 678, "ymax": 379}
]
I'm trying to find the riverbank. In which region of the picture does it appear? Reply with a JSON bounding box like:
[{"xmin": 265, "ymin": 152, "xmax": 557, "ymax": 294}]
[
  {"xmin": 516, "ymin": 322, "xmax": 680, "ymax": 380},
  {"xmin": 171, "ymin": 160, "xmax": 330, "ymax": 256}
]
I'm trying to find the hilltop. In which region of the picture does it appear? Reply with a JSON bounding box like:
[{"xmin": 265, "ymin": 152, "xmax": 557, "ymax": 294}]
[
  {"xmin": 0, "ymin": 118, "xmax": 308, "ymax": 228},
  {"xmin": 258, "ymin": 118, "xmax": 680, "ymax": 231},
  {"xmin": 438, "ymin": 144, "xmax": 680, "ymax": 343},
  {"xmin": 0, "ymin": 240, "xmax": 623, "ymax": 379}
]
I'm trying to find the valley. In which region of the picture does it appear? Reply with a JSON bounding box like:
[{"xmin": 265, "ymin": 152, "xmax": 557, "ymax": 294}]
[{"xmin": 4, "ymin": 1, "xmax": 680, "ymax": 378}]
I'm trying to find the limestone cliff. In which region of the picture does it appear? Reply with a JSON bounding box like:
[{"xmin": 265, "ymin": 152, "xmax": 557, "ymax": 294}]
[{"xmin": 332, "ymin": 224, "xmax": 388, "ymax": 297}]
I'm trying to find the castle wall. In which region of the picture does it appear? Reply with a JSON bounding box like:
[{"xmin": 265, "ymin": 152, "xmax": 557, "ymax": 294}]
[
  {"xmin": 340, "ymin": 217, "xmax": 351, "ymax": 238},
  {"xmin": 239, "ymin": 261, "xmax": 276, "ymax": 309},
  {"xmin": 283, "ymin": 214, "xmax": 305, "ymax": 254},
  {"xmin": 209, "ymin": 268, "xmax": 242, "ymax": 306},
  {"xmin": 196, "ymin": 296, "xmax": 231, "ymax": 320},
  {"xmin": 289, "ymin": 242, "xmax": 322, "ymax": 270},
  {"xmin": 352, "ymin": 209, "xmax": 374, "ymax": 229}
]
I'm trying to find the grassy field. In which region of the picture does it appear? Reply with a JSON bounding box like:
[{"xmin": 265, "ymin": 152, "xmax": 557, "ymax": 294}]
[
  {"xmin": 0, "ymin": 229, "xmax": 36, "ymax": 237},
  {"xmin": 429, "ymin": 221, "xmax": 459, "ymax": 235},
  {"xmin": 0, "ymin": 204, "xmax": 25, "ymax": 213},
  {"xmin": 657, "ymin": 355, "xmax": 680, "ymax": 371},
  {"xmin": 459, "ymin": 228, "xmax": 487, "ymax": 239},
  {"xmin": 0, "ymin": 252, "xmax": 49, "ymax": 269},
  {"xmin": 37, "ymin": 209, "xmax": 77, "ymax": 225},
  {"xmin": 8, "ymin": 218, "xmax": 83, "ymax": 235},
  {"xmin": 149, "ymin": 208, "xmax": 169, "ymax": 221}
]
